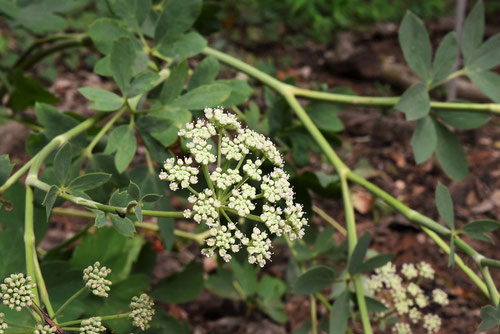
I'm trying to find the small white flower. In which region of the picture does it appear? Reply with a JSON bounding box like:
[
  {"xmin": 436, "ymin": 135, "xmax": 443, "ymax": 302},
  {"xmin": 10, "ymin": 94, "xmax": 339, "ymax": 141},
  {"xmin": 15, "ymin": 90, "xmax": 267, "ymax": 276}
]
[
  {"xmin": 80, "ymin": 317, "xmax": 106, "ymax": 333},
  {"xmin": 189, "ymin": 189, "xmax": 220, "ymax": 226},
  {"xmin": 423, "ymin": 314, "xmax": 441, "ymax": 334},
  {"xmin": 392, "ymin": 322, "xmax": 412, "ymax": 334},
  {"xmin": 432, "ymin": 288, "xmax": 449, "ymax": 306},
  {"xmin": 242, "ymin": 159, "xmax": 263, "ymax": 181},
  {"xmin": 34, "ymin": 324, "xmax": 57, "ymax": 334},
  {"xmin": 159, "ymin": 157, "xmax": 199, "ymax": 191},
  {"xmin": 203, "ymin": 223, "xmax": 241, "ymax": 262},
  {"xmin": 261, "ymin": 168, "xmax": 293, "ymax": 203},
  {"xmin": 210, "ymin": 168, "xmax": 242, "ymax": 190},
  {"xmin": 227, "ymin": 184, "xmax": 256, "ymax": 217},
  {"xmin": 205, "ymin": 107, "xmax": 240, "ymax": 130},
  {"xmin": 418, "ymin": 262, "xmax": 435, "ymax": 280},
  {"xmin": 83, "ymin": 262, "xmax": 112, "ymax": 297},
  {"xmin": 129, "ymin": 294, "xmax": 155, "ymax": 330},
  {"xmin": 401, "ymin": 263, "xmax": 418, "ymax": 280},
  {"xmin": 0, "ymin": 312, "xmax": 8, "ymax": 333},
  {"xmin": 247, "ymin": 227, "xmax": 272, "ymax": 267},
  {"xmin": 415, "ymin": 293, "xmax": 429, "ymax": 308},
  {"xmin": 408, "ymin": 307, "xmax": 421, "ymax": 323},
  {"xmin": 407, "ymin": 283, "xmax": 422, "ymax": 297},
  {"xmin": 0, "ymin": 273, "xmax": 36, "ymax": 311}
]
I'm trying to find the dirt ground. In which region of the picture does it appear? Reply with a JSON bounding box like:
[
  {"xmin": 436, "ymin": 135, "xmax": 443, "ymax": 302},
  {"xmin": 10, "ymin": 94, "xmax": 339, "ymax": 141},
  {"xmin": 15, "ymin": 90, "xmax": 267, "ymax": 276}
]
[{"xmin": 1, "ymin": 16, "xmax": 499, "ymax": 334}]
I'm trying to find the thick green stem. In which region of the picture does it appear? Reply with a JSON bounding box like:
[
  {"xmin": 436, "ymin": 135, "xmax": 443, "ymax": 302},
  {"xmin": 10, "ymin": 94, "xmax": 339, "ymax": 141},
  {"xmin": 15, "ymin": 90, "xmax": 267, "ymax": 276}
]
[
  {"xmin": 310, "ymin": 295, "xmax": 318, "ymax": 334},
  {"xmin": 0, "ymin": 113, "xmax": 104, "ymax": 195},
  {"xmin": 479, "ymin": 266, "xmax": 500, "ymax": 306},
  {"xmin": 202, "ymin": 47, "xmax": 500, "ymax": 115},
  {"xmin": 24, "ymin": 186, "xmax": 40, "ymax": 309},
  {"xmin": 53, "ymin": 287, "xmax": 87, "ymax": 319}
]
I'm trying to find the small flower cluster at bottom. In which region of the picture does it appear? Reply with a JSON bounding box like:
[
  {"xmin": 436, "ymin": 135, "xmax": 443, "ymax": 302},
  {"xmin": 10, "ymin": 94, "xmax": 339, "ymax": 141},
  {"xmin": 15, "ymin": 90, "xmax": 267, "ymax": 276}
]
[
  {"xmin": 367, "ymin": 262, "xmax": 448, "ymax": 334},
  {"xmin": 80, "ymin": 317, "xmax": 106, "ymax": 333},
  {"xmin": 129, "ymin": 293, "xmax": 155, "ymax": 330},
  {"xmin": 34, "ymin": 324, "xmax": 57, "ymax": 334},
  {"xmin": 0, "ymin": 313, "xmax": 7, "ymax": 334}
]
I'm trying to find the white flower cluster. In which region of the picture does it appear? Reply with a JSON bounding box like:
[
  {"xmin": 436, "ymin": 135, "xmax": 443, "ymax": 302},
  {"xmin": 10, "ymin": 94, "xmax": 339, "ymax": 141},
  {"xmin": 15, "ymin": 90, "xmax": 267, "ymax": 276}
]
[
  {"xmin": 0, "ymin": 313, "xmax": 7, "ymax": 334},
  {"xmin": 367, "ymin": 262, "xmax": 447, "ymax": 334},
  {"xmin": 159, "ymin": 157, "xmax": 198, "ymax": 191},
  {"xmin": 0, "ymin": 274, "xmax": 36, "ymax": 311},
  {"xmin": 80, "ymin": 317, "xmax": 106, "ymax": 333},
  {"xmin": 83, "ymin": 262, "xmax": 112, "ymax": 297},
  {"xmin": 160, "ymin": 108, "xmax": 308, "ymax": 267},
  {"xmin": 129, "ymin": 294, "xmax": 155, "ymax": 330},
  {"xmin": 34, "ymin": 324, "xmax": 57, "ymax": 334}
]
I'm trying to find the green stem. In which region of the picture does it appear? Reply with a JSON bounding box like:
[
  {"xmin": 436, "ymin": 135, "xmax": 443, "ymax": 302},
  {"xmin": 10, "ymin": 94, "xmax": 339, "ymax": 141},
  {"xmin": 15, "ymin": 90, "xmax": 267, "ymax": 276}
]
[
  {"xmin": 4, "ymin": 322, "xmax": 35, "ymax": 330},
  {"xmin": 53, "ymin": 287, "xmax": 87, "ymax": 319},
  {"xmin": 203, "ymin": 165, "xmax": 215, "ymax": 192},
  {"xmin": 310, "ymin": 295, "xmax": 318, "ymax": 334},
  {"xmin": 202, "ymin": 46, "xmax": 500, "ymax": 114},
  {"xmin": 58, "ymin": 312, "xmax": 130, "ymax": 327},
  {"xmin": 0, "ymin": 113, "xmax": 104, "ymax": 195},
  {"xmin": 24, "ymin": 186, "xmax": 41, "ymax": 310},
  {"xmin": 429, "ymin": 68, "xmax": 467, "ymax": 90},
  {"xmin": 312, "ymin": 205, "xmax": 347, "ymax": 236},
  {"xmin": 479, "ymin": 266, "xmax": 500, "ymax": 306},
  {"xmin": 83, "ymin": 107, "xmax": 127, "ymax": 158}
]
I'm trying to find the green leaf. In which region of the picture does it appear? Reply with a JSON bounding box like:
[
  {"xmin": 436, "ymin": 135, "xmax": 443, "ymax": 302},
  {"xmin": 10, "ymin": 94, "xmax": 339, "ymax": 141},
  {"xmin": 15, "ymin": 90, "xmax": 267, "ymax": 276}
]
[
  {"xmin": 395, "ymin": 83, "xmax": 430, "ymax": 121},
  {"xmin": 359, "ymin": 254, "xmax": 394, "ymax": 273},
  {"xmin": 365, "ymin": 297, "xmax": 388, "ymax": 313},
  {"xmin": 431, "ymin": 32, "xmax": 458, "ymax": 86},
  {"xmin": 42, "ymin": 185, "xmax": 59, "ymax": 222},
  {"xmin": 128, "ymin": 72, "xmax": 160, "ymax": 98},
  {"xmin": 479, "ymin": 304, "xmax": 500, "ymax": 330},
  {"xmin": 306, "ymin": 102, "xmax": 344, "ymax": 132},
  {"xmin": 329, "ymin": 290, "xmax": 349, "ymax": 334},
  {"xmin": 230, "ymin": 259, "xmax": 258, "ymax": 297},
  {"xmin": 169, "ymin": 83, "xmax": 231, "ymax": 110},
  {"xmin": 156, "ymin": 31, "xmax": 207, "ymax": 59},
  {"xmin": 0, "ymin": 155, "xmax": 14, "ymax": 185},
  {"xmin": 434, "ymin": 110, "xmax": 489, "ymax": 130},
  {"xmin": 110, "ymin": 37, "xmax": 136, "ymax": 95},
  {"xmin": 462, "ymin": 1, "xmax": 484, "ymax": 64},
  {"xmin": 435, "ymin": 122, "xmax": 468, "ymax": 180},
  {"xmin": 53, "ymin": 144, "xmax": 72, "ymax": 186},
  {"xmin": 104, "ymin": 125, "xmax": 137, "ymax": 173},
  {"xmin": 435, "ymin": 182, "xmax": 454, "ymax": 229},
  {"xmin": 205, "ymin": 268, "xmax": 240, "ymax": 300},
  {"xmin": 348, "ymin": 232, "xmax": 372, "ymax": 275},
  {"xmin": 292, "ymin": 265, "xmax": 337, "ymax": 295},
  {"xmin": 88, "ymin": 18, "xmax": 131, "ymax": 55},
  {"xmin": 152, "ymin": 261, "xmax": 203, "ymax": 303},
  {"xmin": 93, "ymin": 56, "xmax": 112, "ymax": 76},
  {"xmin": 109, "ymin": 189, "xmax": 130, "ymax": 207},
  {"xmin": 107, "ymin": 0, "xmax": 151, "ymax": 30},
  {"xmin": 460, "ymin": 219, "xmax": 500, "ymax": 243},
  {"xmin": 8, "ymin": 73, "xmax": 59, "ymax": 112},
  {"xmin": 78, "ymin": 87, "xmax": 124, "ymax": 111},
  {"xmin": 94, "ymin": 210, "xmax": 107, "ymax": 228},
  {"xmin": 67, "ymin": 172, "xmax": 112, "ymax": 192},
  {"xmin": 71, "ymin": 226, "xmax": 143, "ymax": 281},
  {"xmin": 128, "ymin": 181, "xmax": 141, "ymax": 201},
  {"xmin": 110, "ymin": 214, "xmax": 135, "ymax": 237},
  {"xmin": 35, "ymin": 104, "xmax": 84, "ymax": 147},
  {"xmin": 411, "ymin": 115, "xmax": 437, "ymax": 164},
  {"xmin": 218, "ymin": 79, "xmax": 254, "ymax": 107},
  {"xmin": 467, "ymin": 69, "xmax": 500, "ymax": 103},
  {"xmin": 141, "ymin": 194, "xmax": 162, "ymax": 203},
  {"xmin": 154, "ymin": 0, "xmax": 202, "ymax": 44},
  {"xmin": 159, "ymin": 60, "xmax": 188, "ymax": 104},
  {"xmin": 398, "ymin": 11, "xmax": 432, "ymax": 81},
  {"xmin": 188, "ymin": 56, "xmax": 220, "ymax": 90},
  {"xmin": 468, "ymin": 34, "xmax": 500, "ymax": 71},
  {"xmin": 134, "ymin": 204, "xmax": 142, "ymax": 223}
]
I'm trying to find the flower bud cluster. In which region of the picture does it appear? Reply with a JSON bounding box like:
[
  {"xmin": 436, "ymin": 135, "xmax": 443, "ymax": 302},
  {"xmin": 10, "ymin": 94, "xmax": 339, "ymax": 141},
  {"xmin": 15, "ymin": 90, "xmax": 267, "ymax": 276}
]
[
  {"xmin": 34, "ymin": 325, "xmax": 57, "ymax": 334},
  {"xmin": 161, "ymin": 107, "xmax": 307, "ymax": 267},
  {"xmin": 0, "ymin": 273, "xmax": 36, "ymax": 311},
  {"xmin": 367, "ymin": 262, "xmax": 447, "ymax": 334},
  {"xmin": 80, "ymin": 317, "xmax": 106, "ymax": 333},
  {"xmin": 0, "ymin": 312, "xmax": 7, "ymax": 334},
  {"xmin": 129, "ymin": 293, "xmax": 155, "ymax": 330},
  {"xmin": 83, "ymin": 262, "xmax": 112, "ymax": 297}
]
